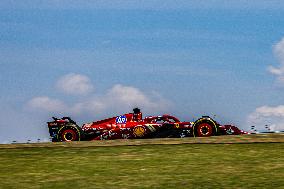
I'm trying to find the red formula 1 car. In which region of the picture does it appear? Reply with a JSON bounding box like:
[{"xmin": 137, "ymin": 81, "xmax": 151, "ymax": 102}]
[{"xmin": 47, "ymin": 108, "xmax": 248, "ymax": 142}]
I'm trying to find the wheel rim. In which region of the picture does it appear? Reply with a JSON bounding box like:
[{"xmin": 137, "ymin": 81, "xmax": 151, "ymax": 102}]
[
  {"xmin": 62, "ymin": 129, "xmax": 77, "ymax": 141},
  {"xmin": 197, "ymin": 123, "xmax": 213, "ymax": 137}
]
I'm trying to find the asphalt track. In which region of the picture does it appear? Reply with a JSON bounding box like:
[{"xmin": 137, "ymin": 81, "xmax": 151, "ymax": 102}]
[{"xmin": 0, "ymin": 133, "xmax": 283, "ymax": 149}]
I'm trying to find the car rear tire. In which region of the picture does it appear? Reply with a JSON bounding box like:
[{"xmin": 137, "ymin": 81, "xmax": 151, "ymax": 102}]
[
  {"xmin": 59, "ymin": 127, "xmax": 79, "ymax": 142},
  {"xmin": 196, "ymin": 122, "xmax": 214, "ymax": 137},
  {"xmin": 193, "ymin": 117, "xmax": 218, "ymax": 137}
]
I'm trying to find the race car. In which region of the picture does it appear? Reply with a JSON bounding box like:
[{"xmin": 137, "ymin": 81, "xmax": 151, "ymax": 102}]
[{"xmin": 47, "ymin": 108, "xmax": 248, "ymax": 142}]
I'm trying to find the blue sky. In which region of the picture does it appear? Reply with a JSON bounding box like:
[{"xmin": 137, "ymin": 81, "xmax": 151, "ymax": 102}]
[{"xmin": 1, "ymin": 1, "xmax": 284, "ymax": 143}]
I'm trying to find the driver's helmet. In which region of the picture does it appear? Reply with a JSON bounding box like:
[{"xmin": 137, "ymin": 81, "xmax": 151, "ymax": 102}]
[{"xmin": 132, "ymin": 108, "xmax": 142, "ymax": 122}]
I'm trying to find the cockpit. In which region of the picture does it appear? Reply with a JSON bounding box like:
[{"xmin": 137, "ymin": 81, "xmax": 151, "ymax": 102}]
[
  {"xmin": 132, "ymin": 108, "xmax": 142, "ymax": 122},
  {"xmin": 145, "ymin": 115, "xmax": 180, "ymax": 124}
]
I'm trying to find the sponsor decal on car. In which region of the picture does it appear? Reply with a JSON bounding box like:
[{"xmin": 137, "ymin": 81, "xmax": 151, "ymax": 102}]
[
  {"xmin": 133, "ymin": 126, "xmax": 146, "ymax": 137},
  {"xmin": 116, "ymin": 115, "xmax": 127, "ymax": 124},
  {"xmin": 145, "ymin": 124, "xmax": 157, "ymax": 132},
  {"xmin": 175, "ymin": 123, "xmax": 180, "ymax": 128},
  {"xmin": 226, "ymin": 127, "xmax": 234, "ymax": 135}
]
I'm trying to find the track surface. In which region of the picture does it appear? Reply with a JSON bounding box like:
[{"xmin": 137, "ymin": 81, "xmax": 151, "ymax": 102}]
[{"xmin": 1, "ymin": 133, "xmax": 283, "ymax": 149}]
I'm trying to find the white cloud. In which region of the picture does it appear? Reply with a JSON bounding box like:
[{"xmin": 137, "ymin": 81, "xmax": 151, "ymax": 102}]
[
  {"xmin": 69, "ymin": 84, "xmax": 171, "ymax": 117},
  {"xmin": 27, "ymin": 96, "xmax": 66, "ymax": 113},
  {"xmin": 268, "ymin": 37, "xmax": 284, "ymax": 84},
  {"xmin": 28, "ymin": 75, "xmax": 172, "ymax": 120},
  {"xmin": 107, "ymin": 84, "xmax": 155, "ymax": 108},
  {"xmin": 249, "ymin": 37, "xmax": 284, "ymax": 131},
  {"xmin": 70, "ymin": 97, "xmax": 106, "ymax": 115},
  {"xmin": 56, "ymin": 73, "xmax": 94, "ymax": 95},
  {"xmin": 274, "ymin": 37, "xmax": 284, "ymax": 61},
  {"xmin": 247, "ymin": 105, "xmax": 284, "ymax": 131},
  {"xmin": 105, "ymin": 84, "xmax": 170, "ymax": 113}
]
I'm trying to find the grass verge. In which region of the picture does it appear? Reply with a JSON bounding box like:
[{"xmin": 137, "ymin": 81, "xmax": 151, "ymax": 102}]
[{"xmin": 0, "ymin": 134, "xmax": 283, "ymax": 189}]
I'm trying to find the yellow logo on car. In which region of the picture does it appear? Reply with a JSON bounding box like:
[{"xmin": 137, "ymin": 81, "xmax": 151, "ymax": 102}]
[{"xmin": 133, "ymin": 126, "xmax": 146, "ymax": 137}]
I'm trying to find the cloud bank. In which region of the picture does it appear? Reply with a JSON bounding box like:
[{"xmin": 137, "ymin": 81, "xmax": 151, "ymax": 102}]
[
  {"xmin": 268, "ymin": 37, "xmax": 284, "ymax": 84},
  {"xmin": 28, "ymin": 96, "xmax": 67, "ymax": 113},
  {"xmin": 248, "ymin": 37, "xmax": 284, "ymax": 132},
  {"xmin": 247, "ymin": 105, "xmax": 284, "ymax": 131},
  {"xmin": 28, "ymin": 74, "xmax": 171, "ymax": 119},
  {"xmin": 56, "ymin": 73, "xmax": 94, "ymax": 95}
]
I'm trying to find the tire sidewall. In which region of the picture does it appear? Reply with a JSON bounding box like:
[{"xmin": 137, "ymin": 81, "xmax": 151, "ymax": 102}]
[
  {"xmin": 194, "ymin": 118, "xmax": 218, "ymax": 137},
  {"xmin": 196, "ymin": 122, "xmax": 214, "ymax": 137},
  {"xmin": 59, "ymin": 127, "xmax": 79, "ymax": 142}
]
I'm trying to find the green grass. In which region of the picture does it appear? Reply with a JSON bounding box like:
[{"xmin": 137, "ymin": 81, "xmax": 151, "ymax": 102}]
[{"xmin": 0, "ymin": 135, "xmax": 283, "ymax": 188}]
